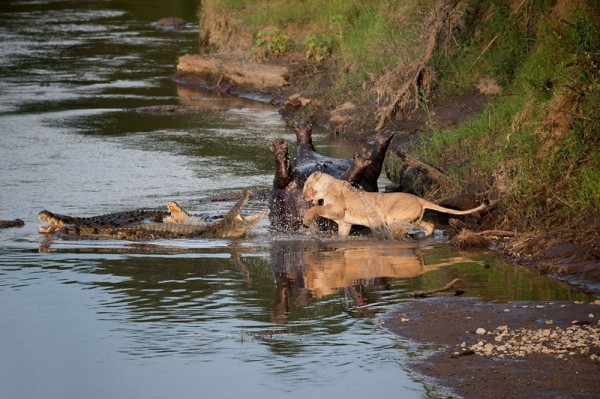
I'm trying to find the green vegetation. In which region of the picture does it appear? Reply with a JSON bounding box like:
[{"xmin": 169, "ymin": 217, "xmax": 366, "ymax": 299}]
[
  {"xmin": 199, "ymin": 0, "xmax": 432, "ymax": 98},
  {"xmin": 198, "ymin": 0, "xmax": 600, "ymax": 242},
  {"xmin": 415, "ymin": 1, "xmax": 600, "ymax": 236},
  {"xmin": 305, "ymin": 34, "xmax": 335, "ymax": 62},
  {"xmin": 255, "ymin": 27, "xmax": 291, "ymax": 58}
]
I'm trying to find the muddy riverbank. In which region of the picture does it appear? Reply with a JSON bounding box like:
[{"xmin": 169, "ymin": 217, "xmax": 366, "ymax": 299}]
[
  {"xmin": 384, "ymin": 297, "xmax": 600, "ymax": 399},
  {"xmin": 3, "ymin": 1, "xmax": 598, "ymax": 398}
]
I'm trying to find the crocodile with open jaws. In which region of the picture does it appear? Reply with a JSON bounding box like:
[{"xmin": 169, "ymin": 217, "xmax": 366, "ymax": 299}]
[{"xmin": 38, "ymin": 189, "xmax": 267, "ymax": 240}]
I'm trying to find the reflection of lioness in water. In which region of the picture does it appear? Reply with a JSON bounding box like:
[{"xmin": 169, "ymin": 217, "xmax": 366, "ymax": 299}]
[{"xmin": 302, "ymin": 172, "xmax": 487, "ymax": 238}]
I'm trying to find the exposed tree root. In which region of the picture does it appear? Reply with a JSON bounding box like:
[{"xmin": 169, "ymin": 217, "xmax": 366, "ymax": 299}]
[
  {"xmin": 452, "ymin": 229, "xmax": 518, "ymax": 249},
  {"xmin": 393, "ymin": 148, "xmax": 453, "ymax": 185},
  {"xmin": 373, "ymin": 0, "xmax": 461, "ymax": 130}
]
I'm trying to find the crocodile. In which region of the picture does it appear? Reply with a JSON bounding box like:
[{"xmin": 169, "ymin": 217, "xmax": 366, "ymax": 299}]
[
  {"xmin": 39, "ymin": 189, "xmax": 267, "ymax": 240},
  {"xmin": 38, "ymin": 209, "xmax": 168, "ymax": 234},
  {"xmin": 131, "ymin": 105, "xmax": 221, "ymax": 114},
  {"xmin": 0, "ymin": 219, "xmax": 25, "ymax": 229},
  {"xmin": 156, "ymin": 17, "xmax": 185, "ymax": 30}
]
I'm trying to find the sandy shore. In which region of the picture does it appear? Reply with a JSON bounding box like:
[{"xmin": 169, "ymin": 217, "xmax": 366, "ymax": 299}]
[{"xmin": 384, "ymin": 297, "xmax": 600, "ymax": 399}]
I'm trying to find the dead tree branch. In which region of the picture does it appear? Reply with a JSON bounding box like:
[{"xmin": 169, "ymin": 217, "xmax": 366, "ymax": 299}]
[
  {"xmin": 373, "ymin": 1, "xmax": 460, "ymax": 130},
  {"xmin": 394, "ymin": 148, "xmax": 453, "ymax": 185},
  {"xmin": 412, "ymin": 278, "xmax": 461, "ymax": 298}
]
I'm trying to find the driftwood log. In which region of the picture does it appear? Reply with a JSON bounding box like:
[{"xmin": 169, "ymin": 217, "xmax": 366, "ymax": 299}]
[
  {"xmin": 175, "ymin": 54, "xmax": 289, "ymax": 92},
  {"xmin": 452, "ymin": 229, "xmax": 517, "ymax": 249}
]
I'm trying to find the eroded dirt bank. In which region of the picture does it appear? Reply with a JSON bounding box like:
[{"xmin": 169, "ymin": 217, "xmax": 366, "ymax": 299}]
[{"xmin": 385, "ymin": 297, "xmax": 600, "ymax": 399}]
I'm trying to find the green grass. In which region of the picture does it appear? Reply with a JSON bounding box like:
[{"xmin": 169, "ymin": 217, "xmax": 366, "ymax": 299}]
[
  {"xmin": 200, "ymin": 0, "xmax": 432, "ymax": 100},
  {"xmin": 415, "ymin": 2, "xmax": 600, "ymax": 231}
]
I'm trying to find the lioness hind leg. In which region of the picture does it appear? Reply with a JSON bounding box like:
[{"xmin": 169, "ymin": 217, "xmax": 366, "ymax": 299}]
[
  {"xmin": 387, "ymin": 222, "xmax": 421, "ymax": 239},
  {"xmin": 417, "ymin": 221, "xmax": 435, "ymax": 237},
  {"xmin": 387, "ymin": 221, "xmax": 433, "ymax": 239}
]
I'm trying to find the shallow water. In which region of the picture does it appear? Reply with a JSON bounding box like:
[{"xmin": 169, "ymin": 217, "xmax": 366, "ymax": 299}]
[{"xmin": 0, "ymin": 1, "xmax": 591, "ymax": 398}]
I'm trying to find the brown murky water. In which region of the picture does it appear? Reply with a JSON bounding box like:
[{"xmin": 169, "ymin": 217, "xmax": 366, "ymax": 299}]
[{"xmin": 0, "ymin": 1, "xmax": 591, "ymax": 398}]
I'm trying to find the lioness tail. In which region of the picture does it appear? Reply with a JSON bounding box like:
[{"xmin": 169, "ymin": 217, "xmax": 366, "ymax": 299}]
[{"xmin": 423, "ymin": 199, "xmax": 488, "ymax": 216}]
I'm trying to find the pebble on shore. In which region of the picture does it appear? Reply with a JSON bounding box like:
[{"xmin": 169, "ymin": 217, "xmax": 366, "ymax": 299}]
[{"xmin": 456, "ymin": 322, "xmax": 600, "ymax": 362}]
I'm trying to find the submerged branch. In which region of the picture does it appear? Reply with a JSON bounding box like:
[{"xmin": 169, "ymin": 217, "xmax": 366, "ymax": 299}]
[{"xmin": 412, "ymin": 278, "xmax": 461, "ymax": 298}]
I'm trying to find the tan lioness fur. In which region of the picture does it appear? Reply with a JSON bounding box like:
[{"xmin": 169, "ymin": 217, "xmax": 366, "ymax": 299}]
[{"xmin": 302, "ymin": 172, "xmax": 487, "ymax": 237}]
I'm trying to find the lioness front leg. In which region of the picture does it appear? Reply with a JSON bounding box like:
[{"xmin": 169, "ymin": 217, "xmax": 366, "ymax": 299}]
[
  {"xmin": 302, "ymin": 204, "xmax": 344, "ymax": 231},
  {"xmin": 336, "ymin": 221, "xmax": 352, "ymax": 236},
  {"xmin": 302, "ymin": 207, "xmax": 321, "ymax": 230}
]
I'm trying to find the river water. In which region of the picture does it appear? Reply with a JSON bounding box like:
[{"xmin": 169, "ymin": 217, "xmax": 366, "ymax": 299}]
[{"xmin": 0, "ymin": 1, "xmax": 591, "ymax": 398}]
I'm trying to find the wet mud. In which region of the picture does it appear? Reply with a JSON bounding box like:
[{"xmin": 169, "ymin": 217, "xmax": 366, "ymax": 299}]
[{"xmin": 384, "ymin": 297, "xmax": 600, "ymax": 399}]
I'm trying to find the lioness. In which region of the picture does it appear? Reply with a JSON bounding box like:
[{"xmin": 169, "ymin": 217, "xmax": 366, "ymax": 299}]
[{"xmin": 302, "ymin": 172, "xmax": 487, "ymax": 237}]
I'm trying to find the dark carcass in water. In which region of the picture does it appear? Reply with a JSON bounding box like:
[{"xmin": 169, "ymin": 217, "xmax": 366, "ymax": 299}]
[{"xmin": 269, "ymin": 122, "xmax": 394, "ymax": 230}]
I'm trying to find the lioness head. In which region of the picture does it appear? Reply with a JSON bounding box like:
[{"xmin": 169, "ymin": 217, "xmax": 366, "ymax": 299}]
[
  {"xmin": 303, "ymin": 172, "xmax": 328, "ymax": 203},
  {"xmin": 302, "ymin": 173, "xmax": 319, "ymax": 203},
  {"xmin": 303, "ymin": 172, "xmax": 342, "ymax": 204}
]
